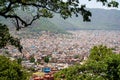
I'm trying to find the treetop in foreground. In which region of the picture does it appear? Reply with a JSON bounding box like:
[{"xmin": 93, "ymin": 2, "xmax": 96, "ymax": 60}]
[
  {"xmin": 54, "ymin": 45, "xmax": 120, "ymax": 80},
  {"xmin": 0, "ymin": 55, "xmax": 28, "ymax": 80}
]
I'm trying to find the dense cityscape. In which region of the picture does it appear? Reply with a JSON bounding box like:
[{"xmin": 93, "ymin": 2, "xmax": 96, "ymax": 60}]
[{"xmin": 1, "ymin": 30, "xmax": 120, "ymax": 80}]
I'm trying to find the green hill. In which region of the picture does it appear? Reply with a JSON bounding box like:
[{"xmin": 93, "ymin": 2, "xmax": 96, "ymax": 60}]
[
  {"xmin": 29, "ymin": 18, "xmax": 67, "ymax": 34},
  {"xmin": 48, "ymin": 8, "xmax": 120, "ymax": 30}
]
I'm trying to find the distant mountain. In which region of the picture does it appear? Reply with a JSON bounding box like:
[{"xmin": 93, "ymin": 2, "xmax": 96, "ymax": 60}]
[
  {"xmin": 0, "ymin": 8, "xmax": 120, "ymax": 34},
  {"xmin": 29, "ymin": 18, "xmax": 67, "ymax": 33},
  {"xmin": 0, "ymin": 14, "xmax": 67, "ymax": 34},
  {"xmin": 48, "ymin": 8, "xmax": 120, "ymax": 30}
]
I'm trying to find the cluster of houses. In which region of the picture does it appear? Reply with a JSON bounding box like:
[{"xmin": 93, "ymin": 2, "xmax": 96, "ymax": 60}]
[{"xmin": 0, "ymin": 30, "xmax": 120, "ymax": 80}]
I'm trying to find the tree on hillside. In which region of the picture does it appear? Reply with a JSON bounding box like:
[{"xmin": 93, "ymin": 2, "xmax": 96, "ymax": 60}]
[
  {"xmin": 0, "ymin": 55, "xmax": 28, "ymax": 80},
  {"xmin": 0, "ymin": 0, "xmax": 119, "ymax": 51},
  {"xmin": 44, "ymin": 56, "xmax": 50, "ymax": 63},
  {"xmin": 30, "ymin": 56, "xmax": 35, "ymax": 63}
]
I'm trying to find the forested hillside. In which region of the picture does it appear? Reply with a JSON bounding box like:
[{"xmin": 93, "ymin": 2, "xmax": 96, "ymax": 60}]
[{"xmin": 49, "ymin": 9, "xmax": 120, "ymax": 30}]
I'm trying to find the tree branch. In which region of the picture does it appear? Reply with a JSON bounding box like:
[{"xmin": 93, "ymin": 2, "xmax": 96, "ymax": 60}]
[{"xmin": 2, "ymin": 1, "xmax": 13, "ymax": 14}]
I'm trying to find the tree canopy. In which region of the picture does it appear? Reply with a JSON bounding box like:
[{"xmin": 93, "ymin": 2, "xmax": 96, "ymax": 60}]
[
  {"xmin": 54, "ymin": 45, "xmax": 120, "ymax": 80},
  {"xmin": 0, "ymin": 55, "xmax": 28, "ymax": 80},
  {"xmin": 0, "ymin": 24, "xmax": 23, "ymax": 52},
  {"xmin": 0, "ymin": 0, "xmax": 119, "ymax": 50}
]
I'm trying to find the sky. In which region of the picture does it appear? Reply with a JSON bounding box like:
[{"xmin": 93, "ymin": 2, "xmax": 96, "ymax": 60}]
[
  {"xmin": 79, "ymin": 0, "xmax": 120, "ymax": 10},
  {"xmin": 63, "ymin": 0, "xmax": 120, "ymax": 10}
]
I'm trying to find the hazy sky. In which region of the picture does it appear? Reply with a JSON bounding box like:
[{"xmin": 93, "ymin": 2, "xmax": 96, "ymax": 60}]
[{"xmin": 79, "ymin": 0, "xmax": 120, "ymax": 10}]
